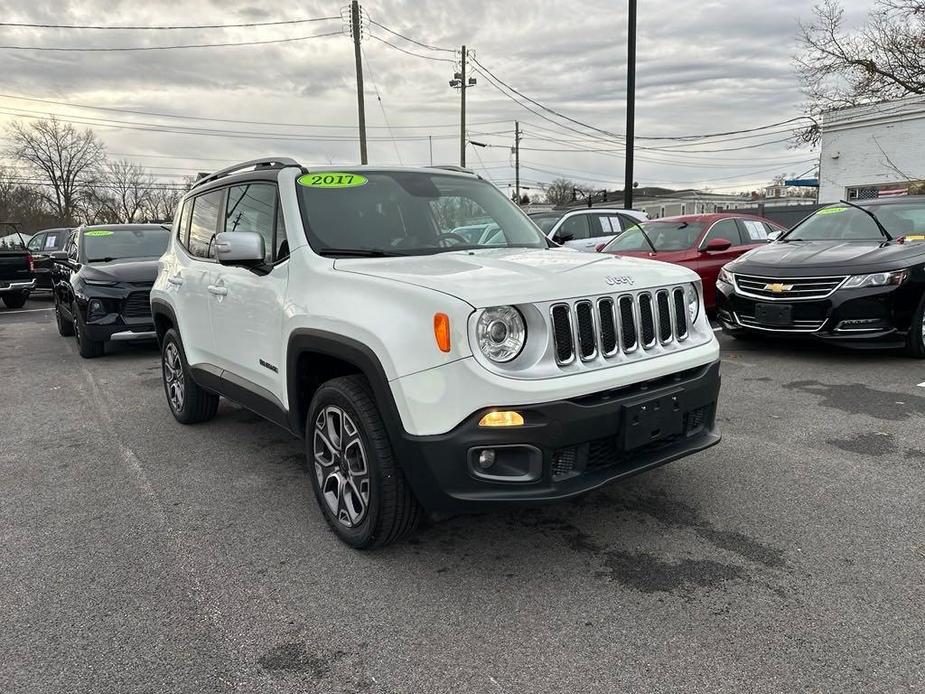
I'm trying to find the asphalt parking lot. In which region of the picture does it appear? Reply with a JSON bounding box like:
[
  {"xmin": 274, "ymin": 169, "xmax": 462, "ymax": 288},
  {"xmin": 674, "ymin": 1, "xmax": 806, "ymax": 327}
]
[{"xmin": 1, "ymin": 295, "xmax": 923, "ymax": 694}]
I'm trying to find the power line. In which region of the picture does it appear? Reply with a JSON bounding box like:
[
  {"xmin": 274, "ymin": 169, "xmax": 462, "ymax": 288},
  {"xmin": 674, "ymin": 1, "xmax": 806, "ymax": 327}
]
[
  {"xmin": 0, "ymin": 30, "xmax": 343, "ymax": 51},
  {"xmin": 0, "ymin": 16, "xmax": 340, "ymax": 30},
  {"xmin": 367, "ymin": 33, "xmax": 455, "ymax": 63},
  {"xmin": 366, "ymin": 18, "xmax": 454, "ymax": 53},
  {"xmin": 0, "ymin": 93, "xmax": 508, "ymax": 130}
]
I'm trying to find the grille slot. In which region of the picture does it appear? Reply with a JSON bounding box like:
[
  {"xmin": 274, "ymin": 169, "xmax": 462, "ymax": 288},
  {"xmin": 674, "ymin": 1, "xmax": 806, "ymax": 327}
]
[
  {"xmin": 656, "ymin": 290, "xmax": 672, "ymax": 343},
  {"xmin": 575, "ymin": 301, "xmax": 596, "ymax": 360},
  {"xmin": 123, "ymin": 291, "xmax": 151, "ymax": 318},
  {"xmin": 733, "ymin": 274, "xmax": 847, "ymax": 300},
  {"xmin": 673, "ymin": 288, "xmax": 688, "ymax": 339},
  {"xmin": 598, "ymin": 298, "xmax": 618, "ymax": 356},
  {"xmin": 551, "ymin": 304, "xmax": 574, "ymax": 364},
  {"xmin": 638, "ymin": 294, "xmax": 656, "ymax": 348},
  {"xmin": 619, "ymin": 296, "xmax": 637, "ymax": 352}
]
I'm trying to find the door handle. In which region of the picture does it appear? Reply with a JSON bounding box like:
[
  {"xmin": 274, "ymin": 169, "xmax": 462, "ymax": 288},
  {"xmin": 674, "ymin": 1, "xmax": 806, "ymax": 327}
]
[
  {"xmin": 207, "ymin": 285, "xmax": 228, "ymax": 296},
  {"xmin": 167, "ymin": 274, "xmax": 184, "ymax": 286}
]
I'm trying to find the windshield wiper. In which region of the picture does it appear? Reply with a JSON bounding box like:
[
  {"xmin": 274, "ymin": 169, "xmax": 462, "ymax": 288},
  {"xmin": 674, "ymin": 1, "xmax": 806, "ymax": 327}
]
[
  {"xmin": 838, "ymin": 199, "xmax": 892, "ymax": 241},
  {"xmin": 316, "ymin": 248, "xmax": 406, "ymax": 258},
  {"xmin": 628, "ymin": 224, "xmax": 658, "ymax": 253}
]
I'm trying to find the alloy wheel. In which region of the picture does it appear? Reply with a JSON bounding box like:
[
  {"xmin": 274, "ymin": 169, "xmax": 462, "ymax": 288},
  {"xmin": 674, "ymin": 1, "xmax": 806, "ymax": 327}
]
[
  {"xmin": 313, "ymin": 405, "xmax": 370, "ymax": 528},
  {"xmin": 163, "ymin": 342, "xmax": 185, "ymax": 413}
]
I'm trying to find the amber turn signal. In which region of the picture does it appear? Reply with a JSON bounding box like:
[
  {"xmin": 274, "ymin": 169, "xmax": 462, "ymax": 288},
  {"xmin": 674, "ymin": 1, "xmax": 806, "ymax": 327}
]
[
  {"xmin": 478, "ymin": 411, "xmax": 525, "ymax": 427},
  {"xmin": 434, "ymin": 313, "xmax": 451, "ymax": 353}
]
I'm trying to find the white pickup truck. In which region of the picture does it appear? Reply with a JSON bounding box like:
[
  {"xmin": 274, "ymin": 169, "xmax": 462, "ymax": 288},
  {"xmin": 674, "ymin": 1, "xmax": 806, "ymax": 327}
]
[{"xmin": 151, "ymin": 160, "xmax": 721, "ymax": 548}]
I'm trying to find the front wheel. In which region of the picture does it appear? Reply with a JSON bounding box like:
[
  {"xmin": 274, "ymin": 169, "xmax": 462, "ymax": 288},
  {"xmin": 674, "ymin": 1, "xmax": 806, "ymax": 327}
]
[
  {"xmin": 904, "ymin": 294, "xmax": 925, "ymax": 359},
  {"xmin": 55, "ymin": 299, "xmax": 74, "ymax": 336},
  {"xmin": 161, "ymin": 328, "xmax": 220, "ymax": 423},
  {"xmin": 73, "ymin": 306, "xmax": 104, "ymax": 358},
  {"xmin": 2, "ymin": 292, "xmax": 27, "ymax": 309},
  {"xmin": 307, "ymin": 375, "xmax": 421, "ymax": 549}
]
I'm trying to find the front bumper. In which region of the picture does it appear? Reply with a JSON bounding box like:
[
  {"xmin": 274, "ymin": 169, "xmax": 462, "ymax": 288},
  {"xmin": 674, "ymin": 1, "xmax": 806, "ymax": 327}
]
[
  {"xmin": 394, "ymin": 360, "xmax": 721, "ymax": 514},
  {"xmin": 77, "ymin": 286, "xmax": 155, "ymax": 343},
  {"xmin": 716, "ymin": 279, "xmax": 917, "ymax": 349}
]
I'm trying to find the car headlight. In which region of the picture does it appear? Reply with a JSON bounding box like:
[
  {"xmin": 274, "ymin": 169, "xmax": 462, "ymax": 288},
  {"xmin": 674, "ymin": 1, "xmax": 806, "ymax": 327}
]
[
  {"xmin": 842, "ymin": 269, "xmax": 908, "ymax": 289},
  {"xmin": 476, "ymin": 306, "xmax": 526, "ymax": 363},
  {"xmin": 686, "ymin": 282, "xmax": 701, "ymax": 323},
  {"xmin": 717, "ymin": 267, "xmax": 734, "ymax": 285}
]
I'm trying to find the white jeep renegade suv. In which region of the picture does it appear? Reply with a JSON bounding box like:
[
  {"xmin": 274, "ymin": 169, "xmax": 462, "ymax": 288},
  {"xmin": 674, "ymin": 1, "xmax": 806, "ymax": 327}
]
[{"xmin": 152, "ymin": 158, "xmax": 721, "ymax": 548}]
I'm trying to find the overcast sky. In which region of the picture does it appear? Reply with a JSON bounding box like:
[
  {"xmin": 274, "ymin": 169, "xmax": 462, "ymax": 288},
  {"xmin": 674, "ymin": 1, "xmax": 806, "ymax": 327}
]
[{"xmin": 0, "ymin": 0, "xmax": 874, "ymax": 197}]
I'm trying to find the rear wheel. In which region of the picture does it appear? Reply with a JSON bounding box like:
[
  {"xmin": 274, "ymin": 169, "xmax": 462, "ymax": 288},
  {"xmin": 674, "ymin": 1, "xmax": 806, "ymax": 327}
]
[
  {"xmin": 161, "ymin": 328, "xmax": 219, "ymax": 423},
  {"xmin": 55, "ymin": 298, "xmax": 74, "ymax": 337},
  {"xmin": 904, "ymin": 293, "xmax": 925, "ymax": 359},
  {"xmin": 307, "ymin": 375, "xmax": 421, "ymax": 549},
  {"xmin": 2, "ymin": 292, "xmax": 27, "ymax": 309},
  {"xmin": 73, "ymin": 306, "xmax": 104, "ymax": 358}
]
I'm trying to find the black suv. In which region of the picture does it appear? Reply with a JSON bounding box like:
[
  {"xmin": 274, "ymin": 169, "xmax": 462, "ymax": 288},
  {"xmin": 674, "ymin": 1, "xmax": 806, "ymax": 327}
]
[{"xmin": 53, "ymin": 224, "xmax": 170, "ymax": 358}]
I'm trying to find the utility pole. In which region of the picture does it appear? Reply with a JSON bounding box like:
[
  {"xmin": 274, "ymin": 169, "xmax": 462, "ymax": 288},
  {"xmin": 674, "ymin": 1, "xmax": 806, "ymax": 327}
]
[
  {"xmin": 429, "ymin": 135, "xmax": 433, "ymax": 166},
  {"xmin": 514, "ymin": 121, "xmax": 521, "ymax": 203},
  {"xmin": 624, "ymin": 0, "xmax": 637, "ymax": 209},
  {"xmin": 449, "ymin": 46, "xmax": 476, "ymax": 167},
  {"xmin": 350, "ymin": 1, "xmax": 368, "ymax": 164}
]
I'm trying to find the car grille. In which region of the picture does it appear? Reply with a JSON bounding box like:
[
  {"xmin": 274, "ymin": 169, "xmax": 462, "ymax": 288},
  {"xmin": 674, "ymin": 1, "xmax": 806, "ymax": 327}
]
[
  {"xmin": 549, "ymin": 287, "xmax": 690, "ymax": 367},
  {"xmin": 123, "ymin": 291, "xmax": 151, "ymax": 318},
  {"xmin": 733, "ymin": 273, "xmax": 847, "ymax": 301},
  {"xmin": 736, "ymin": 315, "xmax": 826, "ymax": 332}
]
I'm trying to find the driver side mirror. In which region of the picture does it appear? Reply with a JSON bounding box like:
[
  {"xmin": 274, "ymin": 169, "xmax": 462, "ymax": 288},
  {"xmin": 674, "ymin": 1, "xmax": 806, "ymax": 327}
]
[
  {"xmin": 701, "ymin": 238, "xmax": 732, "ymax": 253},
  {"xmin": 215, "ymin": 232, "xmax": 265, "ymax": 267},
  {"xmin": 554, "ymin": 232, "xmax": 574, "ymax": 243}
]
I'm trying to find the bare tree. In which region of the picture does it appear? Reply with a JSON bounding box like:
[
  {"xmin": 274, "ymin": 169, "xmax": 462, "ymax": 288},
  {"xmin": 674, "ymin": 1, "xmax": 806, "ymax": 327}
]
[
  {"xmin": 142, "ymin": 177, "xmax": 194, "ymax": 223},
  {"xmin": 5, "ymin": 117, "xmax": 106, "ymax": 225},
  {"xmin": 545, "ymin": 178, "xmax": 579, "ymax": 207},
  {"xmin": 794, "ymin": 0, "xmax": 925, "ymax": 144},
  {"xmin": 0, "ymin": 167, "xmax": 58, "ymax": 233},
  {"xmin": 101, "ymin": 159, "xmax": 156, "ymax": 223}
]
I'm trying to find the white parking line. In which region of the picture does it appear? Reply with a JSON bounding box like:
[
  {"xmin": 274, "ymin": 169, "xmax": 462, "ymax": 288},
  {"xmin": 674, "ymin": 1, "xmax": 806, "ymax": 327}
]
[
  {"xmin": 0, "ymin": 307, "xmax": 53, "ymax": 315},
  {"xmin": 918, "ymin": 381, "xmax": 925, "ymax": 388}
]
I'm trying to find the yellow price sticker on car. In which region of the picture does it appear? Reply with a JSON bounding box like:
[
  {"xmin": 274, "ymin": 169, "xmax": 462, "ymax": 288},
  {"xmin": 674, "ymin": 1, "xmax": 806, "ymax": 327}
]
[
  {"xmin": 297, "ymin": 172, "xmax": 368, "ymax": 189},
  {"xmin": 816, "ymin": 207, "xmax": 847, "ymax": 215},
  {"xmin": 905, "ymin": 235, "xmax": 925, "ymax": 241},
  {"xmin": 84, "ymin": 229, "xmax": 113, "ymax": 236}
]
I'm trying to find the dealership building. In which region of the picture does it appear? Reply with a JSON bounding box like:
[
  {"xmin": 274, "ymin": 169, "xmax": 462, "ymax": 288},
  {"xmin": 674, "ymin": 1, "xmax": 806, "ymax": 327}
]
[{"xmin": 818, "ymin": 96, "xmax": 925, "ymax": 202}]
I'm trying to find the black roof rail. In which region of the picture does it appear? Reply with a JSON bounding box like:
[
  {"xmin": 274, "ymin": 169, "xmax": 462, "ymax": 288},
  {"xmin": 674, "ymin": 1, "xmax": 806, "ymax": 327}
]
[
  {"xmin": 429, "ymin": 165, "xmax": 476, "ymax": 175},
  {"xmin": 190, "ymin": 157, "xmax": 301, "ymax": 191}
]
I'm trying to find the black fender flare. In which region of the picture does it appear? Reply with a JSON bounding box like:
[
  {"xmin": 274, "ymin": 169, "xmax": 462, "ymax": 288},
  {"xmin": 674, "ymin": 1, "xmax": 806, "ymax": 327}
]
[
  {"xmin": 285, "ymin": 328, "xmax": 406, "ymax": 440},
  {"xmin": 150, "ymin": 299, "xmax": 179, "ymax": 346}
]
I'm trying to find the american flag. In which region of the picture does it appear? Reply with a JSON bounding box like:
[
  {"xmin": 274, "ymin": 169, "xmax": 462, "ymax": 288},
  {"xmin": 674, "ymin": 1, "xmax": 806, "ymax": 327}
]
[{"xmin": 878, "ymin": 186, "xmax": 908, "ymax": 198}]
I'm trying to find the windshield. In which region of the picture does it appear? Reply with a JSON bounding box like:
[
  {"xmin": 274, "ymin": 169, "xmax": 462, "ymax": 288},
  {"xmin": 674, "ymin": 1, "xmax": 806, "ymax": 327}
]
[
  {"xmin": 82, "ymin": 226, "xmax": 169, "ymax": 262},
  {"xmin": 788, "ymin": 202, "xmax": 925, "ymax": 241},
  {"xmin": 604, "ymin": 221, "xmax": 704, "ymax": 252},
  {"xmin": 297, "ymin": 171, "xmax": 547, "ymax": 256},
  {"xmin": 529, "ymin": 213, "xmax": 562, "ymax": 233},
  {"xmin": 0, "ymin": 230, "xmax": 26, "ymax": 251}
]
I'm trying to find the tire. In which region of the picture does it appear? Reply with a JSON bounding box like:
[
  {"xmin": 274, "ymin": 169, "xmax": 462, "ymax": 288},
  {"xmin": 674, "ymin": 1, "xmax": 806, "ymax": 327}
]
[
  {"xmin": 306, "ymin": 375, "xmax": 421, "ymax": 549},
  {"xmin": 2, "ymin": 292, "xmax": 27, "ymax": 309},
  {"xmin": 720, "ymin": 322, "xmax": 749, "ymax": 340},
  {"xmin": 161, "ymin": 328, "xmax": 220, "ymax": 424},
  {"xmin": 55, "ymin": 298, "xmax": 74, "ymax": 337},
  {"xmin": 904, "ymin": 293, "xmax": 925, "ymax": 359},
  {"xmin": 73, "ymin": 305, "xmax": 104, "ymax": 358}
]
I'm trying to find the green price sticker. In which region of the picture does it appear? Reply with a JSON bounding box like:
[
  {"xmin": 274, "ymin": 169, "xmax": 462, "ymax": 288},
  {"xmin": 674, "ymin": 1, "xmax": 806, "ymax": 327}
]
[
  {"xmin": 298, "ymin": 172, "xmax": 368, "ymax": 189},
  {"xmin": 84, "ymin": 229, "xmax": 113, "ymax": 237},
  {"xmin": 816, "ymin": 207, "xmax": 847, "ymax": 216}
]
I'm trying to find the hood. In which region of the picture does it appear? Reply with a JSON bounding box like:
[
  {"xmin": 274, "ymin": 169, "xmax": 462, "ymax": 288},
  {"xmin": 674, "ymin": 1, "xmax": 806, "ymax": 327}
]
[
  {"xmin": 82, "ymin": 258, "xmax": 160, "ymax": 284},
  {"xmin": 729, "ymin": 239, "xmax": 925, "ymax": 276},
  {"xmin": 335, "ymin": 247, "xmax": 699, "ymax": 307}
]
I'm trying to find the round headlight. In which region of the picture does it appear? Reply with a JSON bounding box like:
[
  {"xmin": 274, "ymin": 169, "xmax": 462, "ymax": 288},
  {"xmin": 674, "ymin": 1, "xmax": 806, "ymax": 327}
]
[
  {"xmin": 476, "ymin": 306, "xmax": 526, "ymax": 363},
  {"xmin": 686, "ymin": 282, "xmax": 701, "ymax": 323}
]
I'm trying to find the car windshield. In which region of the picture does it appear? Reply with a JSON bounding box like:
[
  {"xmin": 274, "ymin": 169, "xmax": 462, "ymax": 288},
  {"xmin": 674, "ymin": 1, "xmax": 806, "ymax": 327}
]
[
  {"xmin": 83, "ymin": 226, "xmax": 170, "ymax": 262},
  {"xmin": 296, "ymin": 171, "xmax": 547, "ymax": 256},
  {"xmin": 0, "ymin": 230, "xmax": 26, "ymax": 251},
  {"xmin": 787, "ymin": 201, "xmax": 925, "ymax": 241},
  {"xmin": 604, "ymin": 221, "xmax": 704, "ymax": 252},
  {"xmin": 529, "ymin": 213, "xmax": 563, "ymax": 233}
]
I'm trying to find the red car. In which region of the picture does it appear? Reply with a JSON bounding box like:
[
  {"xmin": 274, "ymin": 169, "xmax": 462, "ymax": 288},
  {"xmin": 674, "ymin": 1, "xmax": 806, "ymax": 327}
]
[{"xmin": 597, "ymin": 213, "xmax": 787, "ymax": 309}]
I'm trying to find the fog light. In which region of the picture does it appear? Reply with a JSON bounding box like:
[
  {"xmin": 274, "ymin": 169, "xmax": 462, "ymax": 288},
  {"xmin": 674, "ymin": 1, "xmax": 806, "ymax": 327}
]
[
  {"xmin": 478, "ymin": 411, "xmax": 524, "ymax": 427},
  {"xmin": 477, "ymin": 449, "xmax": 496, "ymax": 469},
  {"xmin": 87, "ymin": 299, "xmax": 105, "ymax": 320}
]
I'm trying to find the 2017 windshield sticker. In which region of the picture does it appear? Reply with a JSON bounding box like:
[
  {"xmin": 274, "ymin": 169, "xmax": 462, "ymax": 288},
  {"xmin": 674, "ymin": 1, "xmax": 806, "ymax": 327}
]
[
  {"xmin": 816, "ymin": 207, "xmax": 847, "ymax": 215},
  {"xmin": 298, "ymin": 173, "xmax": 368, "ymax": 189},
  {"xmin": 84, "ymin": 229, "xmax": 113, "ymax": 237}
]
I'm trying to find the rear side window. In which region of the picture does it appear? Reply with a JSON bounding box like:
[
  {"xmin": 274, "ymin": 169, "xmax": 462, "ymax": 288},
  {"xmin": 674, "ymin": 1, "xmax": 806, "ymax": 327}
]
[
  {"xmin": 739, "ymin": 219, "xmax": 769, "ymax": 243},
  {"xmin": 187, "ymin": 189, "xmax": 224, "ymax": 259},
  {"xmin": 592, "ymin": 214, "xmax": 623, "ymax": 235},
  {"xmin": 225, "ymin": 183, "xmax": 278, "ymax": 263}
]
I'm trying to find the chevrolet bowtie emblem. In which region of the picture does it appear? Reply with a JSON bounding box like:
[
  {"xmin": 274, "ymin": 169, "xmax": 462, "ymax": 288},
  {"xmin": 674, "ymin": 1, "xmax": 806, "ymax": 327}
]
[{"xmin": 764, "ymin": 283, "xmax": 794, "ymax": 293}]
